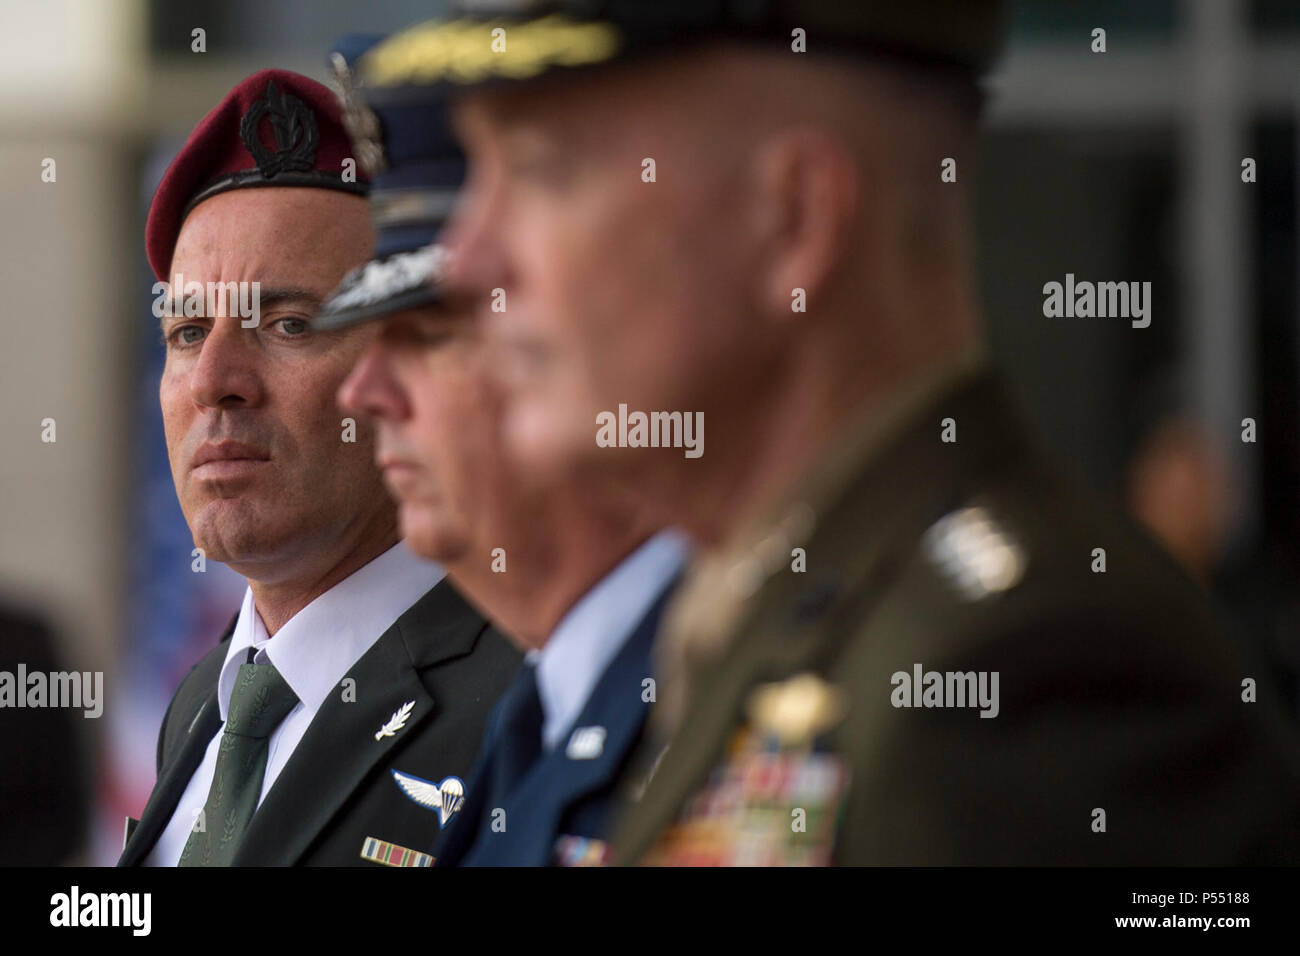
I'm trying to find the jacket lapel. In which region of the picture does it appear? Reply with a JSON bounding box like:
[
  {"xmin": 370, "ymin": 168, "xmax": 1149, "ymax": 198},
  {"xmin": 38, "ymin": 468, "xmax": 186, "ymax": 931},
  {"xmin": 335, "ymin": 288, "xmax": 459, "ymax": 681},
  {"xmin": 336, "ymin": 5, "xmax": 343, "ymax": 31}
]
[
  {"xmin": 432, "ymin": 703, "xmax": 505, "ymax": 866},
  {"xmin": 118, "ymin": 619, "xmax": 235, "ymax": 868},
  {"xmin": 118, "ymin": 691, "xmax": 222, "ymax": 866},
  {"xmin": 232, "ymin": 578, "xmax": 489, "ymax": 865},
  {"xmin": 466, "ymin": 584, "xmax": 673, "ymax": 866}
]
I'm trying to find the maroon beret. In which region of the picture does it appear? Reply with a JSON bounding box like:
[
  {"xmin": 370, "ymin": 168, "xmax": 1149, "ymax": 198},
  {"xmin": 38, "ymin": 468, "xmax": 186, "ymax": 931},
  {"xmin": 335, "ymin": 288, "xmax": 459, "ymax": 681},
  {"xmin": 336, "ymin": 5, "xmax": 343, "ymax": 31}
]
[{"xmin": 146, "ymin": 68, "xmax": 369, "ymax": 281}]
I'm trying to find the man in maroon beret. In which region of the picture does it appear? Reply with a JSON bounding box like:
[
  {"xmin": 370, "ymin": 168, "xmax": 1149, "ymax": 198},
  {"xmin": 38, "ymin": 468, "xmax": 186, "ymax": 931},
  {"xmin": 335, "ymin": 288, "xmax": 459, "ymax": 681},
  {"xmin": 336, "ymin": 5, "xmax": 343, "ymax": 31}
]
[{"xmin": 119, "ymin": 69, "xmax": 518, "ymax": 868}]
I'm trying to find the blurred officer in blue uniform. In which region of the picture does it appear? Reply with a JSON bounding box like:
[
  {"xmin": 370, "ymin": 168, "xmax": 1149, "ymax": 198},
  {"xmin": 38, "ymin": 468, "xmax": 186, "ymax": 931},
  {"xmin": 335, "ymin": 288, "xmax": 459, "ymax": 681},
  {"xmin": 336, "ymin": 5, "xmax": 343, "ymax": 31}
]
[{"xmin": 319, "ymin": 37, "xmax": 688, "ymax": 866}]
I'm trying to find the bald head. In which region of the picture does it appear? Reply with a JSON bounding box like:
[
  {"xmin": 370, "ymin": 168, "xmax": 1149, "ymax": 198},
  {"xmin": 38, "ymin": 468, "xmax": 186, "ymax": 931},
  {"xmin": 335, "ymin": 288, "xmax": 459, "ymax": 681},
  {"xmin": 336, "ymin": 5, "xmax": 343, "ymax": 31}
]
[
  {"xmin": 653, "ymin": 45, "xmax": 982, "ymax": 317},
  {"xmin": 443, "ymin": 43, "xmax": 986, "ymax": 538}
]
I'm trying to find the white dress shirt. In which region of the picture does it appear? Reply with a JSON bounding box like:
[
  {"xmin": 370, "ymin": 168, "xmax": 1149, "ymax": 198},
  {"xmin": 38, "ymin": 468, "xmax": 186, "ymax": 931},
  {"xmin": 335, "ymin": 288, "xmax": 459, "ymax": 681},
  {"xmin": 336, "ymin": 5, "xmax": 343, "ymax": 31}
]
[
  {"xmin": 146, "ymin": 541, "xmax": 444, "ymax": 866},
  {"xmin": 529, "ymin": 529, "xmax": 690, "ymax": 751}
]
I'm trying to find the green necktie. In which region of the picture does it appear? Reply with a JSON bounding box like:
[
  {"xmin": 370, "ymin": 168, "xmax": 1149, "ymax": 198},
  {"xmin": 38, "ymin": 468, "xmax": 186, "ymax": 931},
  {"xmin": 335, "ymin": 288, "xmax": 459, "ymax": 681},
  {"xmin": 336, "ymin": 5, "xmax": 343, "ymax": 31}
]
[{"xmin": 178, "ymin": 659, "xmax": 299, "ymax": 867}]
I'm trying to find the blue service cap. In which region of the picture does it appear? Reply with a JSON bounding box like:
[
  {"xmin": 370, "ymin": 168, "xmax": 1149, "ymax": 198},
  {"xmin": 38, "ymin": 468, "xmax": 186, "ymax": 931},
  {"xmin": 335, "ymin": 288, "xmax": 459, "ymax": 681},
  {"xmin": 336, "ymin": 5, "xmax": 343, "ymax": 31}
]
[{"xmin": 315, "ymin": 33, "xmax": 464, "ymax": 331}]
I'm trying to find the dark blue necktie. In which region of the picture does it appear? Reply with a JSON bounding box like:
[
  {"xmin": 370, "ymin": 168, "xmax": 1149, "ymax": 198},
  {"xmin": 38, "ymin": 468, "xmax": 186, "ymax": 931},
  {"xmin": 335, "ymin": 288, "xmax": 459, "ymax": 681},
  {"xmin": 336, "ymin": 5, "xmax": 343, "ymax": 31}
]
[{"xmin": 484, "ymin": 662, "xmax": 544, "ymax": 812}]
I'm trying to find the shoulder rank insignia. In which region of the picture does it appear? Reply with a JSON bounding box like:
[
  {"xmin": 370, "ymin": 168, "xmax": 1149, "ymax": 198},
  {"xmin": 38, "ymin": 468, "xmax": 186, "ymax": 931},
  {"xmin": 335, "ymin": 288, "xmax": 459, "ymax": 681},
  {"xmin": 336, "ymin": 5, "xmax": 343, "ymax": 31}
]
[
  {"xmin": 360, "ymin": 836, "xmax": 433, "ymax": 867},
  {"xmin": 391, "ymin": 769, "xmax": 466, "ymax": 827},
  {"xmin": 922, "ymin": 504, "xmax": 1026, "ymax": 601}
]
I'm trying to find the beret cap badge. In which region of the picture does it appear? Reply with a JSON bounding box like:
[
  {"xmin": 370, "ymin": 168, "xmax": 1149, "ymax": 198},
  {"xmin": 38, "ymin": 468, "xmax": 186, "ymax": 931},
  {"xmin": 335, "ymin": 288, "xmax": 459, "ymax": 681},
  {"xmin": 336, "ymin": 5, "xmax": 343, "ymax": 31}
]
[
  {"xmin": 144, "ymin": 68, "xmax": 370, "ymax": 281},
  {"xmin": 239, "ymin": 80, "xmax": 320, "ymax": 177}
]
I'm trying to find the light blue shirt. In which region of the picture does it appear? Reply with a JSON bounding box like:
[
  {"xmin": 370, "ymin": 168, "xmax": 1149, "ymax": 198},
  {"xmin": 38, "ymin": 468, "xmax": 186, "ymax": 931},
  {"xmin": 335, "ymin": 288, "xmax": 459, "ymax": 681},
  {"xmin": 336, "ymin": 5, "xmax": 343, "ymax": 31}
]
[{"xmin": 529, "ymin": 529, "xmax": 690, "ymax": 751}]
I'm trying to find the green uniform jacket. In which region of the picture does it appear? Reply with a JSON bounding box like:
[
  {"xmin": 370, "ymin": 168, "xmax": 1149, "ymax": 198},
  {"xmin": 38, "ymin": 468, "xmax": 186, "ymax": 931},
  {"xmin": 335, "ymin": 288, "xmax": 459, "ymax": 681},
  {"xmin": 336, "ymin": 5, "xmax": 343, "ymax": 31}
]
[{"xmin": 613, "ymin": 366, "xmax": 1300, "ymax": 865}]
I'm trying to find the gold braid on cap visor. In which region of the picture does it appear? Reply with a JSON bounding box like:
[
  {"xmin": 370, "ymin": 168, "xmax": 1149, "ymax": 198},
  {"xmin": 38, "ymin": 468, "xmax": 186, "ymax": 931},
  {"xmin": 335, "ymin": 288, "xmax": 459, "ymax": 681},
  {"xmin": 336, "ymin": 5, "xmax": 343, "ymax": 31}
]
[{"xmin": 360, "ymin": 15, "xmax": 623, "ymax": 87}]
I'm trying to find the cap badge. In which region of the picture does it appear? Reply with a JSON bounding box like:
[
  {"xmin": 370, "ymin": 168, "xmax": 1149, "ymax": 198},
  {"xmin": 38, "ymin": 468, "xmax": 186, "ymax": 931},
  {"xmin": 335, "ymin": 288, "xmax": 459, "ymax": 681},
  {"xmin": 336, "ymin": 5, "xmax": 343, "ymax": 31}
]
[
  {"xmin": 328, "ymin": 52, "xmax": 387, "ymax": 177},
  {"xmin": 239, "ymin": 80, "xmax": 320, "ymax": 178}
]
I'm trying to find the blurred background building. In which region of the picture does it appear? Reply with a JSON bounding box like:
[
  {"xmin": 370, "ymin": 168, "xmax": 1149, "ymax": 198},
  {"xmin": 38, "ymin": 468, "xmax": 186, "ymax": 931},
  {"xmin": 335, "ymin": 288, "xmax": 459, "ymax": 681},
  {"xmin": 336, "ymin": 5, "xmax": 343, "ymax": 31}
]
[{"xmin": 0, "ymin": 0, "xmax": 1296, "ymax": 864}]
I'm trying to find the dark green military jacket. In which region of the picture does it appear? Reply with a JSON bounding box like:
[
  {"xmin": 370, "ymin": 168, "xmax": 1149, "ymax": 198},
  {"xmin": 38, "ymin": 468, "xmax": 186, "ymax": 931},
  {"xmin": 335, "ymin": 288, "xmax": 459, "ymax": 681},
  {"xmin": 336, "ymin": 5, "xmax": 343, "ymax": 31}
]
[{"xmin": 613, "ymin": 363, "xmax": 1300, "ymax": 865}]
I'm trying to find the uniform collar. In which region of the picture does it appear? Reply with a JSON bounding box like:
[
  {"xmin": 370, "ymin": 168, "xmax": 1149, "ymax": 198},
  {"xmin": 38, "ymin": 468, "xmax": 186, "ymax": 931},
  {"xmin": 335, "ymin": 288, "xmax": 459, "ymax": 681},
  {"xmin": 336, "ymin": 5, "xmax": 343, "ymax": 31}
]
[
  {"xmin": 218, "ymin": 542, "xmax": 444, "ymax": 723},
  {"xmin": 652, "ymin": 347, "xmax": 989, "ymax": 729},
  {"xmin": 528, "ymin": 529, "xmax": 690, "ymax": 751}
]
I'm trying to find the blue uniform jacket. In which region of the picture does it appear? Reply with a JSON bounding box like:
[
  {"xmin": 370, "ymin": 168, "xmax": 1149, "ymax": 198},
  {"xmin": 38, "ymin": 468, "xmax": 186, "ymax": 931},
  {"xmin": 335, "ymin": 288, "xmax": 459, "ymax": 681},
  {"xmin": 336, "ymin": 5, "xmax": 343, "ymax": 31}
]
[{"xmin": 434, "ymin": 584, "xmax": 675, "ymax": 866}]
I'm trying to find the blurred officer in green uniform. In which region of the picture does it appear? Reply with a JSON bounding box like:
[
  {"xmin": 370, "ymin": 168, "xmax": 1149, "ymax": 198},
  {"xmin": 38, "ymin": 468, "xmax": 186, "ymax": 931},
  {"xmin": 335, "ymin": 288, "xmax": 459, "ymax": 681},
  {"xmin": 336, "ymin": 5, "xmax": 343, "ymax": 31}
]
[{"xmin": 357, "ymin": 2, "xmax": 1300, "ymax": 864}]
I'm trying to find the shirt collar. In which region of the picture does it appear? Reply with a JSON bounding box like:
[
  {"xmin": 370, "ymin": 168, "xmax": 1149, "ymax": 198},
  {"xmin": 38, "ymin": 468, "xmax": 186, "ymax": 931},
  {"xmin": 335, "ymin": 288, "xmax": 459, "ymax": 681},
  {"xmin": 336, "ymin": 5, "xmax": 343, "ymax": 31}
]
[
  {"xmin": 217, "ymin": 542, "xmax": 444, "ymax": 722},
  {"xmin": 530, "ymin": 529, "xmax": 691, "ymax": 751}
]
